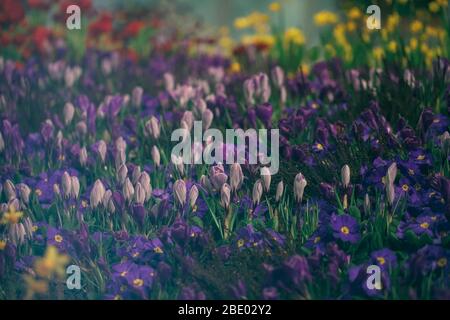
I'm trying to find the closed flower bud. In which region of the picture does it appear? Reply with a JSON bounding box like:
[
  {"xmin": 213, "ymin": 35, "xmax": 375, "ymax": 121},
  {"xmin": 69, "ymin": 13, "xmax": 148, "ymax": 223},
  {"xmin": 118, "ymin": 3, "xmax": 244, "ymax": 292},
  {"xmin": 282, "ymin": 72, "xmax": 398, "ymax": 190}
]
[
  {"xmin": 220, "ymin": 183, "xmax": 231, "ymax": 209},
  {"xmin": 173, "ymin": 179, "xmax": 187, "ymax": 207},
  {"xmin": 164, "ymin": 72, "xmax": 175, "ymax": 92},
  {"xmin": 181, "ymin": 111, "xmax": 194, "ymax": 131},
  {"xmin": 90, "ymin": 179, "xmax": 106, "ymax": 208},
  {"xmin": 189, "ymin": 185, "xmax": 199, "ymax": 208},
  {"xmin": 271, "ymin": 66, "xmax": 284, "ymax": 88},
  {"xmin": 294, "ymin": 173, "xmax": 307, "ymax": 203},
  {"xmin": 386, "ymin": 182, "xmax": 395, "ymax": 206},
  {"xmin": 202, "ymin": 109, "xmax": 214, "ymax": 130},
  {"xmin": 4, "ymin": 180, "xmax": 16, "ymax": 201},
  {"xmin": 17, "ymin": 183, "xmax": 31, "ymax": 205},
  {"xmin": 260, "ymin": 167, "xmax": 271, "ymax": 192},
  {"xmin": 63, "ymin": 102, "xmax": 75, "ymax": 125},
  {"xmin": 132, "ymin": 86, "xmax": 143, "ymax": 108},
  {"xmin": 115, "ymin": 136, "xmax": 127, "ymax": 153},
  {"xmin": 194, "ymin": 98, "xmax": 207, "ymax": 117},
  {"xmin": 138, "ymin": 172, "xmax": 152, "ymax": 201},
  {"xmin": 117, "ymin": 164, "xmax": 128, "ymax": 185},
  {"xmin": 123, "ymin": 178, "xmax": 135, "ymax": 202},
  {"xmin": 276, "ymin": 180, "xmax": 284, "ymax": 202},
  {"xmin": 61, "ymin": 171, "xmax": 72, "ymax": 198},
  {"xmin": 53, "ymin": 183, "xmax": 60, "ymax": 195},
  {"xmin": 387, "ymin": 162, "xmax": 397, "ymax": 185},
  {"xmin": 209, "ymin": 164, "xmax": 228, "ymax": 190},
  {"xmin": 71, "ymin": 176, "xmax": 80, "ymax": 199},
  {"xmin": 97, "ymin": 140, "xmax": 107, "ymax": 163},
  {"xmin": 151, "ymin": 145, "xmax": 161, "ymax": 167},
  {"xmin": 115, "ymin": 149, "xmax": 126, "ymax": 170},
  {"xmin": 244, "ymin": 78, "xmax": 255, "ymax": 105},
  {"xmin": 341, "ymin": 164, "xmax": 350, "ymax": 188},
  {"xmin": 0, "ymin": 132, "xmax": 4, "ymax": 152},
  {"xmin": 200, "ymin": 175, "xmax": 213, "ymax": 192},
  {"xmin": 171, "ymin": 154, "xmax": 184, "ymax": 176},
  {"xmin": 134, "ymin": 182, "xmax": 146, "ymax": 205},
  {"xmin": 79, "ymin": 147, "xmax": 88, "ymax": 166},
  {"xmin": 102, "ymin": 190, "xmax": 113, "ymax": 208},
  {"xmin": 364, "ymin": 193, "xmax": 370, "ymax": 214},
  {"xmin": 252, "ymin": 179, "xmax": 263, "ymax": 205},
  {"xmin": 76, "ymin": 121, "xmax": 87, "ymax": 136},
  {"xmin": 132, "ymin": 166, "xmax": 141, "ymax": 184},
  {"xmin": 145, "ymin": 116, "xmax": 160, "ymax": 140},
  {"xmin": 230, "ymin": 163, "xmax": 244, "ymax": 192}
]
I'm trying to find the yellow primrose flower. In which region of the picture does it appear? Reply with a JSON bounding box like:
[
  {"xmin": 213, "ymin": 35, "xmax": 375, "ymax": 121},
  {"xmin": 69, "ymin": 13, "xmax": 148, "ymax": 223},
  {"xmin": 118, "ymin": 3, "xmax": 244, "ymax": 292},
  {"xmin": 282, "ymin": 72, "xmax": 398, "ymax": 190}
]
[
  {"xmin": 234, "ymin": 17, "xmax": 251, "ymax": 29},
  {"xmin": 429, "ymin": 1, "xmax": 440, "ymax": 12},
  {"xmin": 269, "ymin": 2, "xmax": 281, "ymax": 12},
  {"xmin": 34, "ymin": 246, "xmax": 70, "ymax": 278},
  {"xmin": 230, "ymin": 61, "xmax": 241, "ymax": 73},
  {"xmin": 373, "ymin": 47, "xmax": 384, "ymax": 61},
  {"xmin": 24, "ymin": 275, "xmax": 49, "ymax": 299},
  {"xmin": 299, "ymin": 63, "xmax": 310, "ymax": 76},
  {"xmin": 1, "ymin": 205, "xmax": 23, "ymax": 224},
  {"xmin": 386, "ymin": 13, "xmax": 400, "ymax": 32},
  {"xmin": 346, "ymin": 21, "xmax": 357, "ymax": 32},
  {"xmin": 410, "ymin": 20, "xmax": 423, "ymax": 33},
  {"xmin": 314, "ymin": 11, "xmax": 338, "ymax": 26},
  {"xmin": 284, "ymin": 27, "xmax": 306, "ymax": 46},
  {"xmin": 387, "ymin": 40, "xmax": 397, "ymax": 53},
  {"xmin": 347, "ymin": 7, "xmax": 362, "ymax": 19},
  {"xmin": 0, "ymin": 240, "xmax": 6, "ymax": 250},
  {"xmin": 409, "ymin": 38, "xmax": 418, "ymax": 50},
  {"xmin": 437, "ymin": 0, "xmax": 448, "ymax": 7}
]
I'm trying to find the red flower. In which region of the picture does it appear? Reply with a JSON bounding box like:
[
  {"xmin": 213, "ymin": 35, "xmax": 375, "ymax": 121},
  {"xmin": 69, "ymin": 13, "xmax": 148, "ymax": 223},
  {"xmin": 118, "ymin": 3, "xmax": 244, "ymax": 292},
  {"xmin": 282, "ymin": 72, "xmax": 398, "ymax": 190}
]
[
  {"xmin": 89, "ymin": 12, "xmax": 113, "ymax": 37},
  {"xmin": 28, "ymin": 0, "xmax": 52, "ymax": 10},
  {"xmin": 59, "ymin": 0, "xmax": 92, "ymax": 13},
  {"xmin": 122, "ymin": 21, "xmax": 145, "ymax": 38},
  {"xmin": 32, "ymin": 26, "xmax": 52, "ymax": 53},
  {"xmin": 0, "ymin": 0, "xmax": 25, "ymax": 25}
]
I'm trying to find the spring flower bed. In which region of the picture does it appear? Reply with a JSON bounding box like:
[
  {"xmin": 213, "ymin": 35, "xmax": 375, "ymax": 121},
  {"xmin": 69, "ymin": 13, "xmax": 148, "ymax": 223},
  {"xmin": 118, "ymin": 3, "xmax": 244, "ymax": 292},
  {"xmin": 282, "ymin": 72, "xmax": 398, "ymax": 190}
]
[{"xmin": 0, "ymin": 1, "xmax": 450, "ymax": 299}]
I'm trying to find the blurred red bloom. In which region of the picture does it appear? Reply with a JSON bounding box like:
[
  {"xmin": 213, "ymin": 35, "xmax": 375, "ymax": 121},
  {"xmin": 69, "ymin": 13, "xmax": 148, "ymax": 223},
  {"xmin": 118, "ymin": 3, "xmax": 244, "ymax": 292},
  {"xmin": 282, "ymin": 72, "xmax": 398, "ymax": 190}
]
[
  {"xmin": 0, "ymin": 0, "xmax": 25, "ymax": 25},
  {"xmin": 28, "ymin": 0, "xmax": 52, "ymax": 10},
  {"xmin": 32, "ymin": 26, "xmax": 52, "ymax": 53},
  {"xmin": 59, "ymin": 0, "xmax": 92, "ymax": 13},
  {"xmin": 122, "ymin": 21, "xmax": 145, "ymax": 38},
  {"xmin": 89, "ymin": 12, "xmax": 113, "ymax": 37}
]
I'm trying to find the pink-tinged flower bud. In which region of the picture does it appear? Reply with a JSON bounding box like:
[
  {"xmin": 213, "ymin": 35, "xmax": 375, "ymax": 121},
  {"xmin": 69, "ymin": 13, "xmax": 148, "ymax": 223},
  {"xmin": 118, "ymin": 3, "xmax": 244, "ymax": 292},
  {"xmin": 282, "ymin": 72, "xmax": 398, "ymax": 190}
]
[
  {"xmin": 151, "ymin": 146, "xmax": 161, "ymax": 167},
  {"xmin": 123, "ymin": 178, "xmax": 135, "ymax": 202},
  {"xmin": 115, "ymin": 136, "xmax": 127, "ymax": 153},
  {"xmin": 0, "ymin": 132, "xmax": 4, "ymax": 152},
  {"xmin": 260, "ymin": 167, "xmax": 271, "ymax": 192},
  {"xmin": 3, "ymin": 180, "xmax": 16, "ymax": 201},
  {"xmin": 364, "ymin": 193, "xmax": 370, "ymax": 214},
  {"xmin": 115, "ymin": 149, "xmax": 126, "ymax": 170},
  {"xmin": 230, "ymin": 163, "xmax": 244, "ymax": 192},
  {"xmin": 9, "ymin": 223, "xmax": 26, "ymax": 245},
  {"xmin": 386, "ymin": 162, "xmax": 397, "ymax": 185},
  {"xmin": 145, "ymin": 116, "xmax": 160, "ymax": 140},
  {"xmin": 276, "ymin": 180, "xmax": 284, "ymax": 202},
  {"xmin": 90, "ymin": 180, "xmax": 106, "ymax": 208},
  {"xmin": 220, "ymin": 183, "xmax": 231, "ymax": 209},
  {"xmin": 386, "ymin": 182, "xmax": 395, "ymax": 206},
  {"xmin": 56, "ymin": 131, "xmax": 63, "ymax": 150},
  {"xmin": 194, "ymin": 98, "xmax": 207, "ymax": 117},
  {"xmin": 252, "ymin": 179, "xmax": 263, "ymax": 205},
  {"xmin": 173, "ymin": 179, "xmax": 187, "ymax": 207},
  {"xmin": 209, "ymin": 164, "xmax": 228, "ymax": 190},
  {"xmin": 294, "ymin": 173, "xmax": 307, "ymax": 203},
  {"xmin": 63, "ymin": 102, "xmax": 75, "ymax": 125},
  {"xmin": 53, "ymin": 183, "xmax": 60, "ymax": 196},
  {"xmin": 341, "ymin": 164, "xmax": 350, "ymax": 188},
  {"xmin": 200, "ymin": 175, "xmax": 213, "ymax": 192},
  {"xmin": 259, "ymin": 73, "xmax": 271, "ymax": 103},
  {"xmin": 164, "ymin": 72, "xmax": 175, "ymax": 92},
  {"xmin": 132, "ymin": 166, "xmax": 141, "ymax": 184},
  {"xmin": 171, "ymin": 154, "xmax": 185, "ymax": 176},
  {"xmin": 132, "ymin": 86, "xmax": 143, "ymax": 108},
  {"xmin": 17, "ymin": 183, "xmax": 31, "ymax": 205},
  {"xmin": 61, "ymin": 171, "xmax": 72, "ymax": 198},
  {"xmin": 181, "ymin": 111, "xmax": 194, "ymax": 131},
  {"xmin": 271, "ymin": 66, "xmax": 284, "ymax": 88},
  {"xmin": 117, "ymin": 164, "xmax": 128, "ymax": 185},
  {"xmin": 79, "ymin": 147, "xmax": 88, "ymax": 166},
  {"xmin": 76, "ymin": 121, "xmax": 87, "ymax": 136},
  {"xmin": 101, "ymin": 58, "xmax": 112, "ymax": 75},
  {"xmin": 244, "ymin": 78, "xmax": 255, "ymax": 105},
  {"xmin": 102, "ymin": 190, "xmax": 112, "ymax": 208},
  {"xmin": 23, "ymin": 217, "xmax": 33, "ymax": 239},
  {"xmin": 138, "ymin": 172, "xmax": 152, "ymax": 201},
  {"xmin": 71, "ymin": 176, "xmax": 80, "ymax": 199},
  {"xmin": 97, "ymin": 140, "xmax": 107, "ymax": 163},
  {"xmin": 202, "ymin": 109, "xmax": 214, "ymax": 130},
  {"xmin": 189, "ymin": 185, "xmax": 199, "ymax": 208},
  {"xmin": 134, "ymin": 182, "xmax": 146, "ymax": 205}
]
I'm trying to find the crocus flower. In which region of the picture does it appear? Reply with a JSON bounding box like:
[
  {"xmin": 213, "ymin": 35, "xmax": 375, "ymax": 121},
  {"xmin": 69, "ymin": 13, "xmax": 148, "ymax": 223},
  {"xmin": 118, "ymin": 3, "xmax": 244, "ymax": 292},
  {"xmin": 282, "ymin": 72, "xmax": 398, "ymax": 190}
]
[
  {"xmin": 275, "ymin": 181, "xmax": 284, "ymax": 202},
  {"xmin": 293, "ymin": 173, "xmax": 307, "ymax": 203},
  {"xmin": 341, "ymin": 164, "xmax": 350, "ymax": 188},
  {"xmin": 90, "ymin": 180, "xmax": 106, "ymax": 208},
  {"xmin": 252, "ymin": 179, "xmax": 263, "ymax": 206},
  {"xmin": 260, "ymin": 167, "xmax": 271, "ymax": 192},
  {"xmin": 220, "ymin": 183, "xmax": 231, "ymax": 209},
  {"xmin": 173, "ymin": 179, "xmax": 187, "ymax": 207},
  {"xmin": 151, "ymin": 146, "xmax": 161, "ymax": 167}
]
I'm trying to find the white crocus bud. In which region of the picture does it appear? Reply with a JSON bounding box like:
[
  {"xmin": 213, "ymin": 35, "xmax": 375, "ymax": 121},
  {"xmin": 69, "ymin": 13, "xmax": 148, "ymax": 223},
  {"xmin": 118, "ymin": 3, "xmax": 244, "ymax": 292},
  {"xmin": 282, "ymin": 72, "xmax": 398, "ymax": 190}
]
[
  {"xmin": 151, "ymin": 146, "xmax": 161, "ymax": 167},
  {"xmin": 134, "ymin": 182, "xmax": 146, "ymax": 205},
  {"xmin": 102, "ymin": 190, "xmax": 112, "ymax": 208},
  {"xmin": 275, "ymin": 180, "xmax": 284, "ymax": 202},
  {"xmin": 294, "ymin": 173, "xmax": 307, "ymax": 203},
  {"xmin": 97, "ymin": 140, "xmax": 107, "ymax": 163},
  {"xmin": 145, "ymin": 116, "xmax": 160, "ymax": 140},
  {"xmin": 0, "ymin": 132, "xmax": 4, "ymax": 152},
  {"xmin": 117, "ymin": 164, "xmax": 128, "ymax": 185},
  {"xmin": 61, "ymin": 171, "xmax": 72, "ymax": 198},
  {"xmin": 17, "ymin": 183, "xmax": 31, "ymax": 205},
  {"xmin": 90, "ymin": 180, "xmax": 106, "ymax": 208},
  {"xmin": 123, "ymin": 178, "xmax": 135, "ymax": 202},
  {"xmin": 220, "ymin": 183, "xmax": 231, "ymax": 209},
  {"xmin": 189, "ymin": 185, "xmax": 199, "ymax": 208},
  {"xmin": 181, "ymin": 111, "xmax": 194, "ymax": 131},
  {"xmin": 132, "ymin": 86, "xmax": 143, "ymax": 108},
  {"xmin": 53, "ymin": 183, "xmax": 60, "ymax": 196},
  {"xmin": 387, "ymin": 162, "xmax": 397, "ymax": 185},
  {"xmin": 4, "ymin": 180, "xmax": 16, "ymax": 201},
  {"xmin": 138, "ymin": 172, "xmax": 152, "ymax": 201},
  {"xmin": 260, "ymin": 167, "xmax": 271, "ymax": 192},
  {"xmin": 230, "ymin": 163, "xmax": 244, "ymax": 192},
  {"xmin": 63, "ymin": 102, "xmax": 75, "ymax": 125},
  {"xmin": 71, "ymin": 176, "xmax": 80, "ymax": 199},
  {"xmin": 132, "ymin": 166, "xmax": 141, "ymax": 184},
  {"xmin": 173, "ymin": 179, "xmax": 187, "ymax": 207},
  {"xmin": 252, "ymin": 179, "xmax": 263, "ymax": 206},
  {"xmin": 79, "ymin": 147, "xmax": 88, "ymax": 167},
  {"xmin": 341, "ymin": 164, "xmax": 350, "ymax": 188},
  {"xmin": 202, "ymin": 109, "xmax": 214, "ymax": 130}
]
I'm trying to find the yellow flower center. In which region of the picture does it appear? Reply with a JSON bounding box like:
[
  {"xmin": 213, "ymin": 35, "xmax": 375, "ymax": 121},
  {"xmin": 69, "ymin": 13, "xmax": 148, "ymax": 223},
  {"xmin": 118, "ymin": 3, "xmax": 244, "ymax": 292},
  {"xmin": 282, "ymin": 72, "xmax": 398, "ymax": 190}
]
[
  {"xmin": 417, "ymin": 155, "xmax": 425, "ymax": 161},
  {"xmin": 132, "ymin": 252, "xmax": 140, "ymax": 258},
  {"xmin": 402, "ymin": 184, "xmax": 409, "ymax": 191},
  {"xmin": 314, "ymin": 236, "xmax": 321, "ymax": 244},
  {"xmin": 133, "ymin": 278, "xmax": 144, "ymax": 287},
  {"xmin": 120, "ymin": 271, "xmax": 127, "ymax": 277},
  {"xmin": 0, "ymin": 240, "xmax": 7, "ymax": 250},
  {"xmin": 82, "ymin": 200, "xmax": 88, "ymax": 208},
  {"xmin": 437, "ymin": 257, "xmax": 447, "ymax": 268},
  {"xmin": 35, "ymin": 189, "xmax": 42, "ymax": 196},
  {"xmin": 154, "ymin": 246, "xmax": 163, "ymax": 254},
  {"xmin": 408, "ymin": 169, "xmax": 414, "ymax": 175},
  {"xmin": 316, "ymin": 143, "xmax": 324, "ymax": 151},
  {"xmin": 340, "ymin": 226, "xmax": 350, "ymax": 235},
  {"xmin": 54, "ymin": 235, "xmax": 63, "ymax": 243},
  {"xmin": 420, "ymin": 222, "xmax": 430, "ymax": 229},
  {"xmin": 237, "ymin": 239, "xmax": 245, "ymax": 248},
  {"xmin": 376, "ymin": 257, "xmax": 386, "ymax": 265}
]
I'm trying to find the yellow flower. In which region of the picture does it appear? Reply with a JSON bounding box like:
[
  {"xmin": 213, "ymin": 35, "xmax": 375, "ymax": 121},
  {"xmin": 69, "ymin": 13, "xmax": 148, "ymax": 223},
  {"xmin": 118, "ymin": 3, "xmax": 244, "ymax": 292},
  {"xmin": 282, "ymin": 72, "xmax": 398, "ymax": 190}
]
[
  {"xmin": 429, "ymin": 1, "xmax": 440, "ymax": 12},
  {"xmin": 1, "ymin": 205, "xmax": 23, "ymax": 224},
  {"xmin": 386, "ymin": 13, "xmax": 400, "ymax": 32},
  {"xmin": 0, "ymin": 240, "xmax": 6, "ymax": 250},
  {"xmin": 387, "ymin": 40, "xmax": 397, "ymax": 53},
  {"xmin": 234, "ymin": 17, "xmax": 251, "ymax": 29},
  {"xmin": 314, "ymin": 11, "xmax": 338, "ymax": 26},
  {"xmin": 410, "ymin": 20, "xmax": 423, "ymax": 33},
  {"xmin": 409, "ymin": 38, "xmax": 418, "ymax": 50},
  {"xmin": 347, "ymin": 7, "xmax": 362, "ymax": 19},
  {"xmin": 24, "ymin": 275, "xmax": 49, "ymax": 299},
  {"xmin": 133, "ymin": 278, "xmax": 144, "ymax": 287},
  {"xmin": 299, "ymin": 63, "xmax": 310, "ymax": 76},
  {"xmin": 346, "ymin": 21, "xmax": 357, "ymax": 32},
  {"xmin": 437, "ymin": 0, "xmax": 448, "ymax": 7},
  {"xmin": 284, "ymin": 27, "xmax": 305, "ymax": 46},
  {"xmin": 269, "ymin": 2, "xmax": 281, "ymax": 12},
  {"xmin": 229, "ymin": 61, "xmax": 241, "ymax": 73},
  {"xmin": 373, "ymin": 47, "xmax": 384, "ymax": 61},
  {"xmin": 399, "ymin": 0, "xmax": 408, "ymax": 4},
  {"xmin": 325, "ymin": 43, "xmax": 336, "ymax": 56},
  {"xmin": 34, "ymin": 246, "xmax": 70, "ymax": 278}
]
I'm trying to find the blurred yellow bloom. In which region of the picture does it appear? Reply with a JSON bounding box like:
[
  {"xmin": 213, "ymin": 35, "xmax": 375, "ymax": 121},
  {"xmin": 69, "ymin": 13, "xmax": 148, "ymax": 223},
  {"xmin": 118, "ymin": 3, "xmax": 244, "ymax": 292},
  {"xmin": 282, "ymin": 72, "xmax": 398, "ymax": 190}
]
[
  {"xmin": 269, "ymin": 2, "xmax": 281, "ymax": 12},
  {"xmin": 437, "ymin": 0, "xmax": 448, "ymax": 7},
  {"xmin": 347, "ymin": 7, "xmax": 362, "ymax": 19},
  {"xmin": 410, "ymin": 38, "xmax": 418, "ymax": 50},
  {"xmin": 284, "ymin": 27, "xmax": 305, "ymax": 46},
  {"xmin": 373, "ymin": 47, "xmax": 384, "ymax": 61},
  {"xmin": 429, "ymin": 1, "xmax": 440, "ymax": 12},
  {"xmin": 234, "ymin": 17, "xmax": 251, "ymax": 29},
  {"xmin": 314, "ymin": 11, "xmax": 338, "ymax": 26},
  {"xmin": 426, "ymin": 26, "xmax": 439, "ymax": 38},
  {"xmin": 346, "ymin": 21, "xmax": 357, "ymax": 32},
  {"xmin": 24, "ymin": 275, "xmax": 49, "ymax": 299},
  {"xmin": 388, "ymin": 41, "xmax": 397, "ymax": 53},
  {"xmin": 410, "ymin": 20, "xmax": 423, "ymax": 33},
  {"xmin": 299, "ymin": 63, "xmax": 310, "ymax": 76},
  {"xmin": 399, "ymin": 0, "xmax": 408, "ymax": 4},
  {"xmin": 386, "ymin": 13, "xmax": 400, "ymax": 32},
  {"xmin": 325, "ymin": 43, "xmax": 336, "ymax": 56},
  {"xmin": 242, "ymin": 34, "xmax": 275, "ymax": 48},
  {"xmin": 0, "ymin": 240, "xmax": 6, "ymax": 250},
  {"xmin": 1, "ymin": 206, "xmax": 23, "ymax": 224},
  {"xmin": 230, "ymin": 61, "xmax": 241, "ymax": 73},
  {"xmin": 34, "ymin": 246, "xmax": 70, "ymax": 278},
  {"xmin": 234, "ymin": 12, "xmax": 269, "ymax": 30}
]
